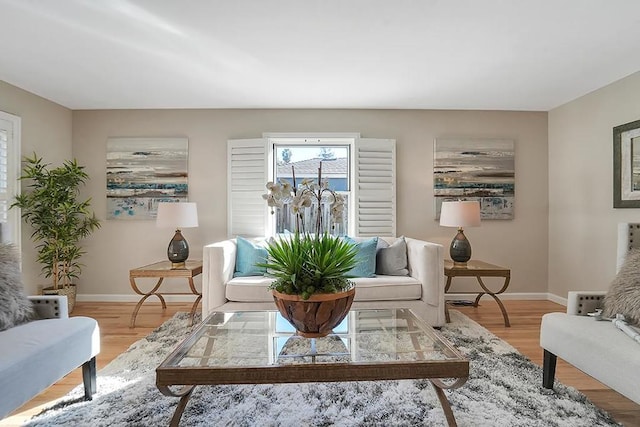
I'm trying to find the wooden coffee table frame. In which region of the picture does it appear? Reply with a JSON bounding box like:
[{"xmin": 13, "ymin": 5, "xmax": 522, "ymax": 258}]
[{"xmin": 156, "ymin": 309, "xmax": 469, "ymax": 427}]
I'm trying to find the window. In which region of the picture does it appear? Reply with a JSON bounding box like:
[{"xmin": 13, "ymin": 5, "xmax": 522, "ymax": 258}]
[
  {"xmin": 0, "ymin": 111, "xmax": 21, "ymax": 248},
  {"xmin": 228, "ymin": 135, "xmax": 396, "ymax": 238},
  {"xmin": 272, "ymin": 140, "xmax": 351, "ymax": 235}
]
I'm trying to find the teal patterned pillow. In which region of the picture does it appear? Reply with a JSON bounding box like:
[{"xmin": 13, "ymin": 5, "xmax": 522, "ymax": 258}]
[
  {"xmin": 234, "ymin": 237, "xmax": 268, "ymax": 277},
  {"xmin": 345, "ymin": 237, "xmax": 378, "ymax": 278}
]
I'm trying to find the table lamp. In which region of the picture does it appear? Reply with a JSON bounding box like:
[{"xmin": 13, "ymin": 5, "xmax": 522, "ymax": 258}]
[
  {"xmin": 439, "ymin": 200, "xmax": 481, "ymax": 266},
  {"xmin": 156, "ymin": 202, "xmax": 198, "ymax": 269}
]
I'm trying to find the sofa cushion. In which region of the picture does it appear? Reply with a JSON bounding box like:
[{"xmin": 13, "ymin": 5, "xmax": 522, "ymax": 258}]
[
  {"xmin": 226, "ymin": 276, "xmax": 276, "ymax": 302},
  {"xmin": 345, "ymin": 236, "xmax": 378, "ymax": 278},
  {"xmin": 0, "ymin": 244, "xmax": 35, "ymax": 332},
  {"xmin": 234, "ymin": 237, "xmax": 268, "ymax": 278},
  {"xmin": 225, "ymin": 275, "xmax": 422, "ymax": 303},
  {"xmin": 376, "ymin": 236, "xmax": 409, "ymax": 276},
  {"xmin": 0, "ymin": 316, "xmax": 99, "ymax": 418},
  {"xmin": 603, "ymin": 249, "xmax": 640, "ymax": 326},
  {"xmin": 351, "ymin": 276, "xmax": 422, "ymax": 301}
]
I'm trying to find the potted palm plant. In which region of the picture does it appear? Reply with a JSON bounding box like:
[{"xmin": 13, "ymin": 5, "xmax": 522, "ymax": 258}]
[
  {"xmin": 12, "ymin": 153, "xmax": 101, "ymax": 312},
  {"xmin": 261, "ymin": 162, "xmax": 359, "ymax": 337}
]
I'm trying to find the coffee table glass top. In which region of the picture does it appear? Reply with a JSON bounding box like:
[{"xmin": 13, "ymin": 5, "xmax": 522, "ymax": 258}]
[{"xmin": 160, "ymin": 309, "xmax": 463, "ymax": 369}]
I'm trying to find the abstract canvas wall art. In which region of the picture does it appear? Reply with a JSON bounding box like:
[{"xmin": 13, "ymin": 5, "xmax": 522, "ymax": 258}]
[
  {"xmin": 106, "ymin": 137, "xmax": 188, "ymax": 220},
  {"xmin": 434, "ymin": 138, "xmax": 515, "ymax": 220}
]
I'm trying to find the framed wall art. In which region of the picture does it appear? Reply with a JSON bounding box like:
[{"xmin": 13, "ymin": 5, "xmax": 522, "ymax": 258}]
[
  {"xmin": 106, "ymin": 137, "xmax": 189, "ymax": 220},
  {"xmin": 434, "ymin": 138, "xmax": 515, "ymax": 220},
  {"xmin": 613, "ymin": 119, "xmax": 640, "ymax": 208}
]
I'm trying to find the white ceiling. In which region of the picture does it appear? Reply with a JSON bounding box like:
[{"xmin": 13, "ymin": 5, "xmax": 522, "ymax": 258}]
[{"xmin": 1, "ymin": 0, "xmax": 640, "ymax": 111}]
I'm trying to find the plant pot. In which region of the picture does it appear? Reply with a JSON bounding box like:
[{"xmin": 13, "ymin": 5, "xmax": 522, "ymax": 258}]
[
  {"xmin": 272, "ymin": 287, "xmax": 355, "ymax": 338},
  {"xmin": 42, "ymin": 284, "xmax": 76, "ymax": 313}
]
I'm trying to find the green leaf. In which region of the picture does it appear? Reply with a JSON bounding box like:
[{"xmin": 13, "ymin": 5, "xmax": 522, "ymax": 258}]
[{"xmin": 258, "ymin": 232, "xmax": 357, "ymax": 298}]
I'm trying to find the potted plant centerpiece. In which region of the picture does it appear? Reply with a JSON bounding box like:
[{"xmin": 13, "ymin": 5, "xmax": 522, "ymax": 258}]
[
  {"xmin": 261, "ymin": 162, "xmax": 358, "ymax": 337},
  {"xmin": 12, "ymin": 153, "xmax": 101, "ymax": 312}
]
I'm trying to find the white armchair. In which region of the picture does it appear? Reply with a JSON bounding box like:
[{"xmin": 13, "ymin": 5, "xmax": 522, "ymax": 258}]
[
  {"xmin": 539, "ymin": 223, "xmax": 640, "ymax": 405},
  {"xmin": 0, "ymin": 295, "xmax": 100, "ymax": 419}
]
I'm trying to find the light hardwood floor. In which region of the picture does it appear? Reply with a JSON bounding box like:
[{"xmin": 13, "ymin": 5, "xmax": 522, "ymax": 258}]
[{"xmin": 2, "ymin": 300, "xmax": 639, "ymax": 426}]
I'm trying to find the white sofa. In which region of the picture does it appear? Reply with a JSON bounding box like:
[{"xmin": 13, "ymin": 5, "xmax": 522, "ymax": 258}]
[
  {"xmin": 0, "ymin": 295, "xmax": 100, "ymax": 419},
  {"xmin": 540, "ymin": 223, "xmax": 640, "ymax": 405},
  {"xmin": 202, "ymin": 236, "xmax": 447, "ymax": 327}
]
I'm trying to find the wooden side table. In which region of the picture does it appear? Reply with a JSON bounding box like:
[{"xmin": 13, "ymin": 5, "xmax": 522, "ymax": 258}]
[
  {"xmin": 444, "ymin": 259, "xmax": 511, "ymax": 327},
  {"xmin": 129, "ymin": 260, "xmax": 203, "ymax": 328}
]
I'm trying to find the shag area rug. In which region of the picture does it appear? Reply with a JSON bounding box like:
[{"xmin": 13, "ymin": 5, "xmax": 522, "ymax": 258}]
[{"xmin": 26, "ymin": 311, "xmax": 620, "ymax": 427}]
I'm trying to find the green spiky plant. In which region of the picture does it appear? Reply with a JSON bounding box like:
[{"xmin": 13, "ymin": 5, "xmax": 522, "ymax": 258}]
[
  {"xmin": 259, "ymin": 232, "xmax": 358, "ymax": 300},
  {"xmin": 11, "ymin": 153, "xmax": 101, "ymax": 290}
]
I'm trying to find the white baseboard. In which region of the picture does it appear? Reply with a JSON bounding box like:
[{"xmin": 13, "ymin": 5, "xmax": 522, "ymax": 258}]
[
  {"xmin": 546, "ymin": 293, "xmax": 568, "ymax": 306},
  {"xmin": 76, "ymin": 294, "xmax": 199, "ymax": 303}
]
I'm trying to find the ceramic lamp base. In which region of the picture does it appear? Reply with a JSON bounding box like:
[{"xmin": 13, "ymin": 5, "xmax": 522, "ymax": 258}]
[
  {"xmin": 167, "ymin": 229, "xmax": 189, "ymax": 267},
  {"xmin": 450, "ymin": 228, "xmax": 472, "ymax": 264}
]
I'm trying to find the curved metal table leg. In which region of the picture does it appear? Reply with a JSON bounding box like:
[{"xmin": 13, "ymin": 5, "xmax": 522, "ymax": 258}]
[
  {"xmin": 430, "ymin": 378, "xmax": 467, "ymax": 427},
  {"xmin": 474, "ymin": 276, "xmax": 511, "ymax": 327},
  {"xmin": 187, "ymin": 277, "xmax": 202, "ymax": 326},
  {"xmin": 157, "ymin": 384, "xmax": 196, "ymax": 427},
  {"xmin": 129, "ymin": 277, "xmax": 166, "ymax": 328},
  {"xmin": 189, "ymin": 295, "xmax": 202, "ymax": 326}
]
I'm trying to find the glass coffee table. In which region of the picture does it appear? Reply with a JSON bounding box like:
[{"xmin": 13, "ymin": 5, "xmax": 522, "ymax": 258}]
[{"xmin": 156, "ymin": 308, "xmax": 469, "ymax": 427}]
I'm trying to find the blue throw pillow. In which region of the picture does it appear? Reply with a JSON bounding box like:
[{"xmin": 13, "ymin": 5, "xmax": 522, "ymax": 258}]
[
  {"xmin": 234, "ymin": 236, "xmax": 268, "ymax": 277},
  {"xmin": 344, "ymin": 236, "xmax": 378, "ymax": 278}
]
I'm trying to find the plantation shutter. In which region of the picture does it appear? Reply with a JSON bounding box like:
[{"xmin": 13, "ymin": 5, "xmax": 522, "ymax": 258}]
[
  {"xmin": 353, "ymin": 138, "xmax": 396, "ymax": 237},
  {"xmin": 0, "ymin": 113, "xmax": 20, "ymax": 246},
  {"xmin": 227, "ymin": 138, "xmax": 269, "ymax": 238}
]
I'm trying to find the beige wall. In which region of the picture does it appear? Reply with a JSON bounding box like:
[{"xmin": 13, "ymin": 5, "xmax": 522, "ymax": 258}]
[
  {"xmin": 0, "ymin": 81, "xmax": 72, "ymax": 294},
  {"xmin": 72, "ymin": 109, "xmax": 548, "ymax": 298},
  {"xmin": 548, "ymin": 71, "xmax": 640, "ymax": 300}
]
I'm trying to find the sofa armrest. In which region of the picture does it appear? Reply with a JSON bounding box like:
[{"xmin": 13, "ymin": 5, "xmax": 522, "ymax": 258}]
[
  {"xmin": 405, "ymin": 238, "xmax": 445, "ymax": 307},
  {"xmin": 566, "ymin": 291, "xmax": 606, "ymax": 316},
  {"xmin": 202, "ymin": 239, "xmax": 237, "ymax": 315},
  {"xmin": 28, "ymin": 295, "xmax": 69, "ymax": 319}
]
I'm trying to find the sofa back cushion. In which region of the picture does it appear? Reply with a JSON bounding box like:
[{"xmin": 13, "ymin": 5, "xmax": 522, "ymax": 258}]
[
  {"xmin": 233, "ymin": 237, "xmax": 268, "ymax": 277},
  {"xmin": 376, "ymin": 236, "xmax": 409, "ymax": 276},
  {"xmin": 0, "ymin": 244, "xmax": 35, "ymax": 331}
]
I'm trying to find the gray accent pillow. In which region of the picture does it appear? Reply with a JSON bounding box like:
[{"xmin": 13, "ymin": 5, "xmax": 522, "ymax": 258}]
[
  {"xmin": 375, "ymin": 236, "xmax": 409, "ymax": 276},
  {"xmin": 0, "ymin": 243, "xmax": 35, "ymax": 331},
  {"xmin": 602, "ymin": 248, "xmax": 640, "ymax": 326}
]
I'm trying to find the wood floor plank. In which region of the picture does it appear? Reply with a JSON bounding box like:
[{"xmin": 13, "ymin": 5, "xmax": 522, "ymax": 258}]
[{"xmin": 2, "ymin": 300, "xmax": 638, "ymax": 426}]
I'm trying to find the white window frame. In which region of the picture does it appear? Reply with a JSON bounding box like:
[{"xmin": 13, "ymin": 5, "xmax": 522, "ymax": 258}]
[
  {"xmin": 0, "ymin": 110, "xmax": 21, "ymax": 251},
  {"xmin": 266, "ymin": 134, "xmax": 356, "ymax": 237}
]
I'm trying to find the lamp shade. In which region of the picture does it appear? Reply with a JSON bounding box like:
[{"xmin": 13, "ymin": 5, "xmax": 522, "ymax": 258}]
[
  {"xmin": 156, "ymin": 202, "xmax": 198, "ymax": 229},
  {"xmin": 439, "ymin": 200, "xmax": 481, "ymax": 228}
]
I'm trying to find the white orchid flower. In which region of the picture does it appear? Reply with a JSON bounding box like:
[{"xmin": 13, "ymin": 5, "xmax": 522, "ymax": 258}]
[
  {"xmin": 280, "ymin": 181, "xmax": 293, "ymax": 195},
  {"xmin": 262, "ymin": 193, "xmax": 282, "ymax": 208}
]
